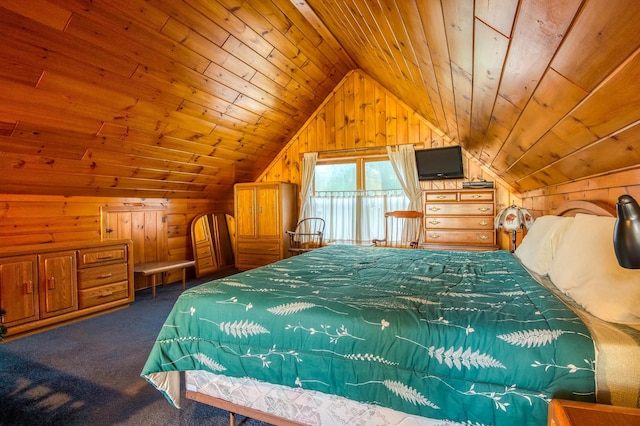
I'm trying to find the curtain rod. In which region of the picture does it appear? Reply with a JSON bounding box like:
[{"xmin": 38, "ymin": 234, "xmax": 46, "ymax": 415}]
[{"xmin": 300, "ymin": 144, "xmax": 421, "ymax": 159}]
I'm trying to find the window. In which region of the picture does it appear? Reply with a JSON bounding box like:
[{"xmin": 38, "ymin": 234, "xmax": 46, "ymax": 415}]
[{"xmin": 309, "ymin": 157, "xmax": 409, "ymax": 244}]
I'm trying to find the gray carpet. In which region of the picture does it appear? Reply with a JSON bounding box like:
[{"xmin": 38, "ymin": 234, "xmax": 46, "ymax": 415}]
[{"xmin": 0, "ymin": 271, "xmax": 269, "ymax": 426}]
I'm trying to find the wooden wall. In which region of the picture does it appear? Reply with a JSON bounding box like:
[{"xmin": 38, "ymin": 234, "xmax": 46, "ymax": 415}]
[
  {"xmin": 521, "ymin": 167, "xmax": 640, "ymax": 216},
  {"xmin": 0, "ymin": 194, "xmax": 232, "ymax": 286},
  {"xmin": 257, "ymin": 69, "xmax": 520, "ymax": 249}
]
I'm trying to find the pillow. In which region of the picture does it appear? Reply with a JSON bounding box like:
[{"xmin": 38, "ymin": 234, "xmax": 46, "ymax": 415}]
[
  {"xmin": 514, "ymin": 215, "xmax": 573, "ymax": 275},
  {"xmin": 548, "ymin": 214, "xmax": 640, "ymax": 324}
]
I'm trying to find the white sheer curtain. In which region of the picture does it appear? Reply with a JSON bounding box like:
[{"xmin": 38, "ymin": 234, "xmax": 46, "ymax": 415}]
[
  {"xmin": 387, "ymin": 144, "xmax": 423, "ymax": 212},
  {"xmin": 310, "ymin": 190, "xmax": 407, "ymax": 244},
  {"xmin": 299, "ymin": 152, "xmax": 318, "ymax": 220}
]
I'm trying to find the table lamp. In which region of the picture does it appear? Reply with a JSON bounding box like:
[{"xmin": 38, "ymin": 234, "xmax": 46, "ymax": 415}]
[
  {"xmin": 613, "ymin": 194, "xmax": 640, "ymax": 269},
  {"xmin": 495, "ymin": 204, "xmax": 534, "ymax": 252}
]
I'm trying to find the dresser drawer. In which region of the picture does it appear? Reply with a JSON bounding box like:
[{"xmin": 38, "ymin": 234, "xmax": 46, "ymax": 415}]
[
  {"xmin": 425, "ymin": 192, "xmax": 458, "ymax": 202},
  {"xmin": 237, "ymin": 241, "xmax": 280, "ymax": 255},
  {"xmin": 78, "ymin": 280, "xmax": 129, "ymax": 309},
  {"xmin": 425, "ymin": 216, "xmax": 494, "ymax": 230},
  {"xmin": 460, "ymin": 191, "xmax": 494, "ymax": 201},
  {"xmin": 425, "ymin": 203, "xmax": 494, "ymax": 216},
  {"xmin": 424, "ymin": 230, "xmax": 495, "ymax": 245},
  {"xmin": 237, "ymin": 241, "xmax": 280, "ymax": 268},
  {"xmin": 78, "ymin": 245, "xmax": 127, "ymax": 268},
  {"xmin": 78, "ymin": 263, "xmax": 128, "ymax": 290}
]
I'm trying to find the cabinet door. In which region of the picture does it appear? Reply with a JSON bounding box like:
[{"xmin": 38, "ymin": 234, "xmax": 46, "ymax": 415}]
[
  {"xmin": 256, "ymin": 185, "xmax": 280, "ymax": 238},
  {"xmin": 39, "ymin": 251, "xmax": 77, "ymax": 318},
  {"xmin": 236, "ymin": 186, "xmax": 257, "ymax": 238},
  {"xmin": 0, "ymin": 256, "xmax": 38, "ymax": 326}
]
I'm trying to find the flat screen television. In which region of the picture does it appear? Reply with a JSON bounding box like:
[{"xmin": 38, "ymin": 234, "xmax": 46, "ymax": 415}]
[{"xmin": 415, "ymin": 145, "xmax": 465, "ymax": 180}]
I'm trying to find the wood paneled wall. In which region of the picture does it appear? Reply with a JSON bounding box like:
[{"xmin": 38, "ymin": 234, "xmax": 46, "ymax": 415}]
[
  {"xmin": 521, "ymin": 167, "xmax": 640, "ymax": 217},
  {"xmin": 0, "ymin": 194, "xmax": 232, "ymax": 284},
  {"xmin": 257, "ymin": 70, "xmax": 520, "ymax": 249}
]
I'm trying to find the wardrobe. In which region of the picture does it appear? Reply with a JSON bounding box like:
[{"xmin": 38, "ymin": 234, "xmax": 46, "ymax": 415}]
[{"xmin": 234, "ymin": 182, "xmax": 297, "ymax": 270}]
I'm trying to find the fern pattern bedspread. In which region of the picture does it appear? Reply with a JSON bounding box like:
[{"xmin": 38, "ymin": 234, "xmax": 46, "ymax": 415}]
[{"xmin": 142, "ymin": 245, "xmax": 596, "ymax": 425}]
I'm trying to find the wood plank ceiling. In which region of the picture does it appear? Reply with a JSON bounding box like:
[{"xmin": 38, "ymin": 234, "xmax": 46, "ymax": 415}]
[{"xmin": 0, "ymin": 0, "xmax": 639, "ymax": 198}]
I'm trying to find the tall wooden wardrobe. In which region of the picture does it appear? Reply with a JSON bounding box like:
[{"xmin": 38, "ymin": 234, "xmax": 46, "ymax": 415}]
[{"xmin": 234, "ymin": 182, "xmax": 297, "ymax": 270}]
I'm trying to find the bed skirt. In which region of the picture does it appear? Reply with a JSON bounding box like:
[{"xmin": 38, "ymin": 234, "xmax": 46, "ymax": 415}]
[{"xmin": 185, "ymin": 370, "xmax": 462, "ymax": 426}]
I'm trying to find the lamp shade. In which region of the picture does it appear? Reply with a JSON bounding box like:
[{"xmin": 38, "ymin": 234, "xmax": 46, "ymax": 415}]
[
  {"xmin": 613, "ymin": 195, "xmax": 640, "ymax": 269},
  {"xmin": 494, "ymin": 205, "xmax": 534, "ymax": 231}
]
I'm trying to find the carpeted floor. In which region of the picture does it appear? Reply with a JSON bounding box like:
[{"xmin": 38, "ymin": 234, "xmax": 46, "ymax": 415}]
[{"xmin": 0, "ymin": 271, "xmax": 270, "ymax": 426}]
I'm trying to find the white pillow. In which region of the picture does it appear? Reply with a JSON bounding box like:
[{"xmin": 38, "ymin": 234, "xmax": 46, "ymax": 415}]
[
  {"xmin": 548, "ymin": 214, "xmax": 640, "ymax": 324},
  {"xmin": 514, "ymin": 215, "xmax": 573, "ymax": 275}
]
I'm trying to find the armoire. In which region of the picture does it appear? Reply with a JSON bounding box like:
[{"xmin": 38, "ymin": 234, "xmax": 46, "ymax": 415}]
[{"xmin": 233, "ymin": 182, "xmax": 297, "ymax": 270}]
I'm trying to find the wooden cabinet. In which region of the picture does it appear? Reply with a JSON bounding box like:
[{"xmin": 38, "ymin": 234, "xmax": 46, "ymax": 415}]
[
  {"xmin": 0, "ymin": 256, "xmax": 38, "ymax": 327},
  {"xmin": 422, "ymin": 189, "xmax": 497, "ymax": 250},
  {"xmin": 234, "ymin": 182, "xmax": 297, "ymax": 270},
  {"xmin": 38, "ymin": 251, "xmax": 77, "ymax": 319},
  {"xmin": 0, "ymin": 240, "xmax": 134, "ymax": 339}
]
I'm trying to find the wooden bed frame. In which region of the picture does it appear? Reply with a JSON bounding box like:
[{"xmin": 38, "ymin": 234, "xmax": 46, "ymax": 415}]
[
  {"xmin": 554, "ymin": 200, "xmax": 615, "ymax": 217},
  {"xmin": 186, "ymin": 389, "xmax": 305, "ymax": 426},
  {"xmin": 184, "ymin": 199, "xmax": 617, "ymax": 426}
]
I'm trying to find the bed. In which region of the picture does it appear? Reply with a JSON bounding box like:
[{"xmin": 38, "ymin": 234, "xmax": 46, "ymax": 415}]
[{"xmin": 141, "ymin": 201, "xmax": 640, "ymax": 425}]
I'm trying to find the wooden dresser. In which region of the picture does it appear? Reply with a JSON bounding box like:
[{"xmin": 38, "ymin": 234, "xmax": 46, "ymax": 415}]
[
  {"xmin": 234, "ymin": 182, "xmax": 297, "ymax": 270},
  {"xmin": 422, "ymin": 188, "xmax": 497, "ymax": 251},
  {"xmin": 0, "ymin": 240, "xmax": 134, "ymax": 339}
]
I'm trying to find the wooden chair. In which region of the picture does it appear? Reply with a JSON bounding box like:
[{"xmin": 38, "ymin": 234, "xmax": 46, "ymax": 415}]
[
  {"xmin": 286, "ymin": 217, "xmax": 325, "ymax": 254},
  {"xmin": 372, "ymin": 210, "xmax": 423, "ymax": 248}
]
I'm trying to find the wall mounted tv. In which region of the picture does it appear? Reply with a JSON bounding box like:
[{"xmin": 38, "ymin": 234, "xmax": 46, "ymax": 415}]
[{"xmin": 415, "ymin": 145, "xmax": 465, "ymax": 181}]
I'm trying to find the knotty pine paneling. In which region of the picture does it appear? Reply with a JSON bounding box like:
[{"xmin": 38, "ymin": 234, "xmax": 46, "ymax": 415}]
[
  {"xmin": 521, "ymin": 168, "xmax": 640, "ymax": 218},
  {"xmin": 0, "ymin": 0, "xmax": 351, "ymax": 199},
  {"xmin": 0, "ymin": 194, "xmax": 231, "ymax": 284},
  {"xmin": 257, "ymin": 70, "xmax": 520, "ymax": 249}
]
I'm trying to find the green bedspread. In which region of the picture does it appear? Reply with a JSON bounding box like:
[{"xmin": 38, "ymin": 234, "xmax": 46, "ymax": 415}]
[{"xmin": 142, "ymin": 245, "xmax": 595, "ymax": 425}]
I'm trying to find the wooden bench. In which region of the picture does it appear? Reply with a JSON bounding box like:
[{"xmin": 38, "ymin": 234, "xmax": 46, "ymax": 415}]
[{"xmin": 134, "ymin": 259, "xmax": 196, "ymax": 298}]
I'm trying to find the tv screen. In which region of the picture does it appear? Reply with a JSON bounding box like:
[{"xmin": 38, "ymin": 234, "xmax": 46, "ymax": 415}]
[{"xmin": 415, "ymin": 145, "xmax": 464, "ymax": 180}]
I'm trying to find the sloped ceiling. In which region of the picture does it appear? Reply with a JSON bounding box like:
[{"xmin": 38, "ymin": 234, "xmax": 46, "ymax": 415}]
[{"xmin": 0, "ymin": 0, "xmax": 639, "ymax": 199}]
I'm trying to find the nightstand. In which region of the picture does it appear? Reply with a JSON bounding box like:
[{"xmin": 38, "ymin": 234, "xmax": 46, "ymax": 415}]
[{"xmin": 548, "ymin": 399, "xmax": 640, "ymax": 425}]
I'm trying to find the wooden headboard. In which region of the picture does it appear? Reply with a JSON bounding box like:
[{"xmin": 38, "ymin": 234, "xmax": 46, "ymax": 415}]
[{"xmin": 554, "ymin": 200, "xmax": 615, "ymax": 217}]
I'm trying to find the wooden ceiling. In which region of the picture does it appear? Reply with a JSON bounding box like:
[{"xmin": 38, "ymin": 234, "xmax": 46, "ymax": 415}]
[{"xmin": 1, "ymin": 0, "xmax": 639, "ymax": 198}]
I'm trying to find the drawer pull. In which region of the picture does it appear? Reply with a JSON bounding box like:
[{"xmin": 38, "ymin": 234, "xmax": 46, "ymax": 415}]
[
  {"xmin": 429, "ymin": 234, "xmax": 440, "ymax": 239},
  {"xmin": 478, "ymin": 207, "xmax": 490, "ymax": 212},
  {"xmin": 436, "ymin": 195, "xmax": 446, "ymax": 199},
  {"xmin": 429, "ymin": 207, "xmax": 440, "ymax": 212},
  {"xmin": 97, "ymin": 255, "xmax": 114, "ymax": 259},
  {"xmin": 471, "ymin": 194, "xmax": 481, "ymax": 199},
  {"xmin": 98, "ymin": 273, "xmax": 113, "ymax": 279},
  {"xmin": 98, "ymin": 291, "xmax": 114, "ymax": 298},
  {"xmin": 428, "ymin": 220, "xmax": 440, "ymax": 225},
  {"xmin": 479, "ymin": 221, "xmax": 489, "ymax": 226},
  {"xmin": 479, "ymin": 235, "xmax": 488, "ymax": 240}
]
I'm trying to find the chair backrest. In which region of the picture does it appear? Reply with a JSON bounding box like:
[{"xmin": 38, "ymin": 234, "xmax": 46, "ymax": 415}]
[
  {"xmin": 373, "ymin": 210, "xmax": 422, "ymax": 248},
  {"xmin": 289, "ymin": 217, "xmax": 325, "ymax": 250}
]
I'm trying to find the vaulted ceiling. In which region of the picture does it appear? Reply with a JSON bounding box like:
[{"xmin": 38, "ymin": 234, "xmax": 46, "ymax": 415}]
[{"xmin": 1, "ymin": 0, "xmax": 639, "ymax": 198}]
